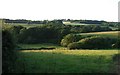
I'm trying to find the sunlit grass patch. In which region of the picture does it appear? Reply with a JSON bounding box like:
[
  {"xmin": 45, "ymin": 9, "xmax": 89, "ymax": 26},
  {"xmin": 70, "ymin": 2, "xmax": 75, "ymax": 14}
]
[
  {"xmin": 16, "ymin": 50, "xmax": 118, "ymax": 73},
  {"xmin": 80, "ymin": 31, "xmax": 119, "ymax": 38},
  {"xmin": 20, "ymin": 49, "xmax": 118, "ymax": 55}
]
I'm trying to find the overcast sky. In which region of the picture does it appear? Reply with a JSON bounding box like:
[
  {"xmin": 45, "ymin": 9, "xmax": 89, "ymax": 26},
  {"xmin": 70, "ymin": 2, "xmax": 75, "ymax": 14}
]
[{"xmin": 0, "ymin": 0, "xmax": 119, "ymax": 22}]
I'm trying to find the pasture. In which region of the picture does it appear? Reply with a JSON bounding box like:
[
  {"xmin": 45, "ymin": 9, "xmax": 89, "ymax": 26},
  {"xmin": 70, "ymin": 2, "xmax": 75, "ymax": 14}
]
[
  {"xmin": 80, "ymin": 31, "xmax": 119, "ymax": 38},
  {"xmin": 15, "ymin": 49, "xmax": 118, "ymax": 73},
  {"xmin": 63, "ymin": 21, "xmax": 98, "ymax": 26},
  {"xmin": 4, "ymin": 23, "xmax": 44, "ymax": 28}
]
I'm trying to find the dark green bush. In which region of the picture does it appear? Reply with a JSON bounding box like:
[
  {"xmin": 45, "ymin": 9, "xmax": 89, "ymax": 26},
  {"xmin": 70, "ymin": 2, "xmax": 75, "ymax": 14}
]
[
  {"xmin": 67, "ymin": 42, "xmax": 80, "ymax": 49},
  {"xmin": 18, "ymin": 26, "xmax": 59, "ymax": 44},
  {"xmin": 80, "ymin": 26, "xmax": 93, "ymax": 33},
  {"xmin": 67, "ymin": 36, "xmax": 116, "ymax": 49},
  {"xmin": 112, "ymin": 39, "xmax": 120, "ymax": 49},
  {"xmin": 92, "ymin": 25, "xmax": 101, "ymax": 32},
  {"xmin": 2, "ymin": 29, "xmax": 16, "ymax": 73},
  {"xmin": 61, "ymin": 34, "xmax": 81, "ymax": 47},
  {"xmin": 18, "ymin": 25, "xmax": 71, "ymax": 44},
  {"xmin": 78, "ymin": 36, "xmax": 113, "ymax": 49},
  {"xmin": 6, "ymin": 25, "xmax": 25, "ymax": 43}
]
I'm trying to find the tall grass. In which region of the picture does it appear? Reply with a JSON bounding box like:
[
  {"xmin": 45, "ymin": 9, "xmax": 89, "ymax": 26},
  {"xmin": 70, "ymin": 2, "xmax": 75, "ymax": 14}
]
[{"xmin": 15, "ymin": 50, "xmax": 118, "ymax": 73}]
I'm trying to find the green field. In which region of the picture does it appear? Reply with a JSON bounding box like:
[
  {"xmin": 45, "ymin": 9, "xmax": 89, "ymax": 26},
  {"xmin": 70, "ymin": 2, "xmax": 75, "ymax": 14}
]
[
  {"xmin": 15, "ymin": 49, "xmax": 118, "ymax": 73},
  {"xmin": 4, "ymin": 23, "xmax": 44, "ymax": 28},
  {"xmin": 63, "ymin": 21, "xmax": 98, "ymax": 26},
  {"xmin": 80, "ymin": 31, "xmax": 119, "ymax": 38}
]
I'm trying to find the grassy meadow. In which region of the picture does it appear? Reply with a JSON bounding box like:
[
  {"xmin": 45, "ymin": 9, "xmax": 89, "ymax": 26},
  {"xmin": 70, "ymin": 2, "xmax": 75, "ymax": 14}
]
[
  {"xmin": 15, "ymin": 49, "xmax": 118, "ymax": 73},
  {"xmin": 14, "ymin": 31, "xmax": 119, "ymax": 73},
  {"xmin": 15, "ymin": 43, "xmax": 119, "ymax": 73}
]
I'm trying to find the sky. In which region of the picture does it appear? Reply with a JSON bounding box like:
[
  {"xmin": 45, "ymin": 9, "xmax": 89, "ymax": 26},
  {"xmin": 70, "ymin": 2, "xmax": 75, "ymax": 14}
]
[{"xmin": 0, "ymin": 0, "xmax": 119, "ymax": 22}]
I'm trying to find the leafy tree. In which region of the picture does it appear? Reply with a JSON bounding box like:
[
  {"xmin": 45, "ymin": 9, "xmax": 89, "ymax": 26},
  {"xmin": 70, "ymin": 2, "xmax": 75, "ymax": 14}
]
[
  {"xmin": 101, "ymin": 26, "xmax": 112, "ymax": 31},
  {"xmin": 112, "ymin": 39, "xmax": 120, "ymax": 49},
  {"xmin": 67, "ymin": 42, "xmax": 80, "ymax": 49},
  {"xmin": 18, "ymin": 26, "xmax": 62, "ymax": 44},
  {"xmin": 4, "ymin": 25, "xmax": 25, "ymax": 43},
  {"xmin": 80, "ymin": 26, "xmax": 93, "ymax": 33},
  {"xmin": 61, "ymin": 34, "xmax": 81, "ymax": 47},
  {"xmin": 67, "ymin": 36, "xmax": 116, "ymax": 49},
  {"xmin": 78, "ymin": 36, "xmax": 112, "ymax": 49},
  {"xmin": 92, "ymin": 25, "xmax": 102, "ymax": 32},
  {"xmin": 2, "ymin": 29, "xmax": 17, "ymax": 73}
]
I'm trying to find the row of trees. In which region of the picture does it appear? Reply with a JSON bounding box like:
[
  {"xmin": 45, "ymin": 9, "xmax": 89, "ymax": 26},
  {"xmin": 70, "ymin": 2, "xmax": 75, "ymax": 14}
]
[
  {"xmin": 70, "ymin": 25, "xmax": 112, "ymax": 33},
  {"xmin": 7, "ymin": 24, "xmax": 116, "ymax": 45},
  {"xmin": 4, "ymin": 19, "xmax": 63, "ymax": 25},
  {"xmin": 5, "ymin": 19, "xmax": 107, "ymax": 24},
  {"xmin": 61, "ymin": 34, "xmax": 120, "ymax": 49},
  {"xmin": 7, "ymin": 25, "xmax": 71, "ymax": 44},
  {"xmin": 2, "ymin": 29, "xmax": 17, "ymax": 73}
]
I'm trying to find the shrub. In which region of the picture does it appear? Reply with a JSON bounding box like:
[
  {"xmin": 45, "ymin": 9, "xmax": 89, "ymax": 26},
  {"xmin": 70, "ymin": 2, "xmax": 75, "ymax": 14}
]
[
  {"xmin": 78, "ymin": 36, "xmax": 112, "ymax": 49},
  {"xmin": 67, "ymin": 36, "xmax": 116, "ymax": 49},
  {"xmin": 61, "ymin": 34, "xmax": 81, "ymax": 47},
  {"xmin": 92, "ymin": 25, "xmax": 102, "ymax": 32},
  {"xmin": 18, "ymin": 25, "xmax": 71, "ymax": 44},
  {"xmin": 18, "ymin": 26, "xmax": 59, "ymax": 44},
  {"xmin": 80, "ymin": 26, "xmax": 93, "ymax": 33},
  {"xmin": 112, "ymin": 39, "xmax": 120, "ymax": 49},
  {"xmin": 67, "ymin": 42, "xmax": 80, "ymax": 49},
  {"xmin": 2, "ymin": 29, "xmax": 16, "ymax": 73}
]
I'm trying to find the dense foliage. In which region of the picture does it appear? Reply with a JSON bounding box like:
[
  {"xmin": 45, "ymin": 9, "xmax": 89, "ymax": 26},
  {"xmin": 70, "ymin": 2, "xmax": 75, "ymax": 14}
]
[
  {"xmin": 61, "ymin": 34, "xmax": 81, "ymax": 47},
  {"xmin": 2, "ymin": 29, "xmax": 16, "ymax": 73},
  {"xmin": 112, "ymin": 38, "xmax": 120, "ymax": 49},
  {"xmin": 71, "ymin": 25, "xmax": 112, "ymax": 33},
  {"xmin": 67, "ymin": 42, "xmax": 80, "ymax": 49},
  {"xmin": 68, "ymin": 36, "xmax": 117, "ymax": 49},
  {"xmin": 17, "ymin": 25, "xmax": 71, "ymax": 44},
  {"xmin": 4, "ymin": 19, "xmax": 63, "ymax": 25}
]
